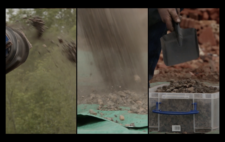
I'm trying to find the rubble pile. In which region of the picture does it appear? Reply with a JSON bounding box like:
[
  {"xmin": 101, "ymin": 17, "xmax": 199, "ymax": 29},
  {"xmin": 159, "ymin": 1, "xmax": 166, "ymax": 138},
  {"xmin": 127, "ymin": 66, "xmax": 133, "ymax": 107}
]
[{"xmin": 155, "ymin": 79, "xmax": 219, "ymax": 93}]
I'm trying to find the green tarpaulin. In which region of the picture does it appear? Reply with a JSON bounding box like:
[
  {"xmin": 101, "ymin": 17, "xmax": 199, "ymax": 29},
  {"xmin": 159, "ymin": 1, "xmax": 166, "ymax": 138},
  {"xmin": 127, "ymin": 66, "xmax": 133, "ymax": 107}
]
[{"xmin": 77, "ymin": 104, "xmax": 148, "ymax": 134}]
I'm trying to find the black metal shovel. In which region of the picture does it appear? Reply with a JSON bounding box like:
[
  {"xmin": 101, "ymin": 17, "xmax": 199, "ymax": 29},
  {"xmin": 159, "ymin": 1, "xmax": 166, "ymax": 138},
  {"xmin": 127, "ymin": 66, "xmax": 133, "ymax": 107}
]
[{"xmin": 160, "ymin": 18, "xmax": 199, "ymax": 66}]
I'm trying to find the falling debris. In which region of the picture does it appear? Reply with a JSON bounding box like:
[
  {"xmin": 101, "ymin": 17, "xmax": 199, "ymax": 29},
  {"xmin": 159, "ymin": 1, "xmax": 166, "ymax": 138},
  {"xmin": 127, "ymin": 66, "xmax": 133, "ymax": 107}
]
[
  {"xmin": 26, "ymin": 16, "xmax": 46, "ymax": 38},
  {"xmin": 58, "ymin": 37, "xmax": 63, "ymax": 44},
  {"xmin": 60, "ymin": 41, "xmax": 76, "ymax": 64}
]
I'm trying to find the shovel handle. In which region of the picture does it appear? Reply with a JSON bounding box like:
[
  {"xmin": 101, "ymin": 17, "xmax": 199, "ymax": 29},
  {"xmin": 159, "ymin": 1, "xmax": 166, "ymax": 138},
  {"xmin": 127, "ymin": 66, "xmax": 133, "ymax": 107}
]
[
  {"xmin": 172, "ymin": 9, "xmax": 183, "ymax": 46},
  {"xmin": 172, "ymin": 21, "xmax": 182, "ymax": 36},
  {"xmin": 172, "ymin": 8, "xmax": 182, "ymax": 36}
]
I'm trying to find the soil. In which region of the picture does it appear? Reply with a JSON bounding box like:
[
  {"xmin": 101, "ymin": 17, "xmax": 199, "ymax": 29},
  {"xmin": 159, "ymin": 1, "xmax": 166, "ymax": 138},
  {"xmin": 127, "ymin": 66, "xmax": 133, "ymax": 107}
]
[
  {"xmin": 150, "ymin": 65, "xmax": 219, "ymax": 85},
  {"xmin": 78, "ymin": 89, "xmax": 148, "ymax": 114},
  {"xmin": 155, "ymin": 79, "xmax": 219, "ymax": 93},
  {"xmin": 149, "ymin": 98, "xmax": 219, "ymax": 133}
]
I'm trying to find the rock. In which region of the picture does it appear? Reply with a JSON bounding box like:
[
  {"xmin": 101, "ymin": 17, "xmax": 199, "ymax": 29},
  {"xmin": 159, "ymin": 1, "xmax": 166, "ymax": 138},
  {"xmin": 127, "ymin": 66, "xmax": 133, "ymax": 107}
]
[
  {"xmin": 158, "ymin": 63, "xmax": 167, "ymax": 69},
  {"xmin": 202, "ymin": 11, "xmax": 209, "ymax": 20},
  {"xmin": 89, "ymin": 109, "xmax": 97, "ymax": 115},
  {"xmin": 98, "ymin": 105, "xmax": 102, "ymax": 110},
  {"xmin": 154, "ymin": 70, "xmax": 160, "ymax": 75},
  {"xmin": 130, "ymin": 106, "xmax": 138, "ymax": 113},
  {"xmin": 187, "ymin": 87, "xmax": 194, "ymax": 92},
  {"xmin": 109, "ymin": 94, "xmax": 117, "ymax": 102},
  {"xmin": 98, "ymin": 99, "xmax": 103, "ymax": 105},
  {"xmin": 119, "ymin": 115, "xmax": 125, "ymax": 121},
  {"xmin": 130, "ymin": 123, "xmax": 135, "ymax": 127},
  {"xmin": 138, "ymin": 107, "xmax": 145, "ymax": 114},
  {"xmin": 106, "ymin": 117, "xmax": 113, "ymax": 121},
  {"xmin": 198, "ymin": 26, "xmax": 217, "ymax": 46},
  {"xmin": 117, "ymin": 91, "xmax": 126, "ymax": 97},
  {"xmin": 199, "ymin": 20, "xmax": 216, "ymax": 27},
  {"xmin": 136, "ymin": 101, "xmax": 142, "ymax": 105},
  {"xmin": 198, "ymin": 45, "xmax": 205, "ymax": 56},
  {"xmin": 215, "ymin": 34, "xmax": 219, "ymax": 43},
  {"xmin": 166, "ymin": 89, "xmax": 171, "ymax": 92},
  {"xmin": 90, "ymin": 93, "xmax": 95, "ymax": 100},
  {"xmin": 106, "ymin": 117, "xmax": 111, "ymax": 121},
  {"xmin": 189, "ymin": 72, "xmax": 195, "ymax": 76}
]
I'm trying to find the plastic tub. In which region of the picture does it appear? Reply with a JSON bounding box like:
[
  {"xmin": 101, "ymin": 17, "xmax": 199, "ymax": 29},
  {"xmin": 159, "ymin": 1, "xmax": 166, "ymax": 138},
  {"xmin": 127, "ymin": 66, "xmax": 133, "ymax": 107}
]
[{"xmin": 149, "ymin": 84, "xmax": 219, "ymax": 133}]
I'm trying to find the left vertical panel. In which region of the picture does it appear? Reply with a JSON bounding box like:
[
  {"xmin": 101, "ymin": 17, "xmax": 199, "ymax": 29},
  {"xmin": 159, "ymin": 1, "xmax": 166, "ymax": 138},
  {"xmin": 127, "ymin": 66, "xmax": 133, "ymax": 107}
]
[{"xmin": 6, "ymin": 8, "xmax": 77, "ymax": 134}]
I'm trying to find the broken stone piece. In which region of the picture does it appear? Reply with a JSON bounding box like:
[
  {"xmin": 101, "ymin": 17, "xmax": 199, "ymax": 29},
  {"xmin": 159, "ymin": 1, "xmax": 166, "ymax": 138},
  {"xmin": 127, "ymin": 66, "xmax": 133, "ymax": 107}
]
[
  {"xmin": 89, "ymin": 109, "xmax": 97, "ymax": 115},
  {"xmin": 119, "ymin": 115, "xmax": 125, "ymax": 121},
  {"xmin": 130, "ymin": 123, "xmax": 135, "ymax": 127}
]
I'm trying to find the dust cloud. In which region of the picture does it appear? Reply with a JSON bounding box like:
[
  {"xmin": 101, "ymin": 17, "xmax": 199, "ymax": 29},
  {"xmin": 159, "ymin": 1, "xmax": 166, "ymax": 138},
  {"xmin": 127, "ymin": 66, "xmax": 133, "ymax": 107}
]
[{"xmin": 77, "ymin": 8, "xmax": 147, "ymax": 99}]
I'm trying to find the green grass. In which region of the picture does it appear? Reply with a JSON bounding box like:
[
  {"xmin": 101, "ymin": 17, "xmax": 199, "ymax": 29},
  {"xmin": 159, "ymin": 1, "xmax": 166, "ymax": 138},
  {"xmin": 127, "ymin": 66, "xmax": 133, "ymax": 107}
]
[{"xmin": 6, "ymin": 29, "xmax": 76, "ymax": 134}]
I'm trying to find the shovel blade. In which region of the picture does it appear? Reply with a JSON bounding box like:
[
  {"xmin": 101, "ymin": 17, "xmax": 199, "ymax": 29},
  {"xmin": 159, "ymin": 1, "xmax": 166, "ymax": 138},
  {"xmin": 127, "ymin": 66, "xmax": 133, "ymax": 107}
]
[{"xmin": 161, "ymin": 28, "xmax": 199, "ymax": 66}]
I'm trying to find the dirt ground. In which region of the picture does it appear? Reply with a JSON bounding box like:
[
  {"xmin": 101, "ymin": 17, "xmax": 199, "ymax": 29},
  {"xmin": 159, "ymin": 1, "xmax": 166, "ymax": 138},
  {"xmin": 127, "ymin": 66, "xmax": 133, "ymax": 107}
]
[
  {"xmin": 150, "ymin": 57, "xmax": 219, "ymax": 86},
  {"xmin": 150, "ymin": 50, "xmax": 219, "ymax": 86}
]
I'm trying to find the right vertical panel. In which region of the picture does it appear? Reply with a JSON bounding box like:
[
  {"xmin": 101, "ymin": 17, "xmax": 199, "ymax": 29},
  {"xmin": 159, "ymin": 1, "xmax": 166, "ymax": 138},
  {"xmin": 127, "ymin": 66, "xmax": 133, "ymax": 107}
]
[{"xmin": 149, "ymin": 8, "xmax": 219, "ymax": 134}]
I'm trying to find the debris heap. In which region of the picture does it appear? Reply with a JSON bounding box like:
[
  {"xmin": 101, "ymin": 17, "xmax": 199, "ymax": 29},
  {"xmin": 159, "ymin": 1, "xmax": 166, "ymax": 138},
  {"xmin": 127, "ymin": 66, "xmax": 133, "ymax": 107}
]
[{"xmin": 156, "ymin": 79, "xmax": 219, "ymax": 93}]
